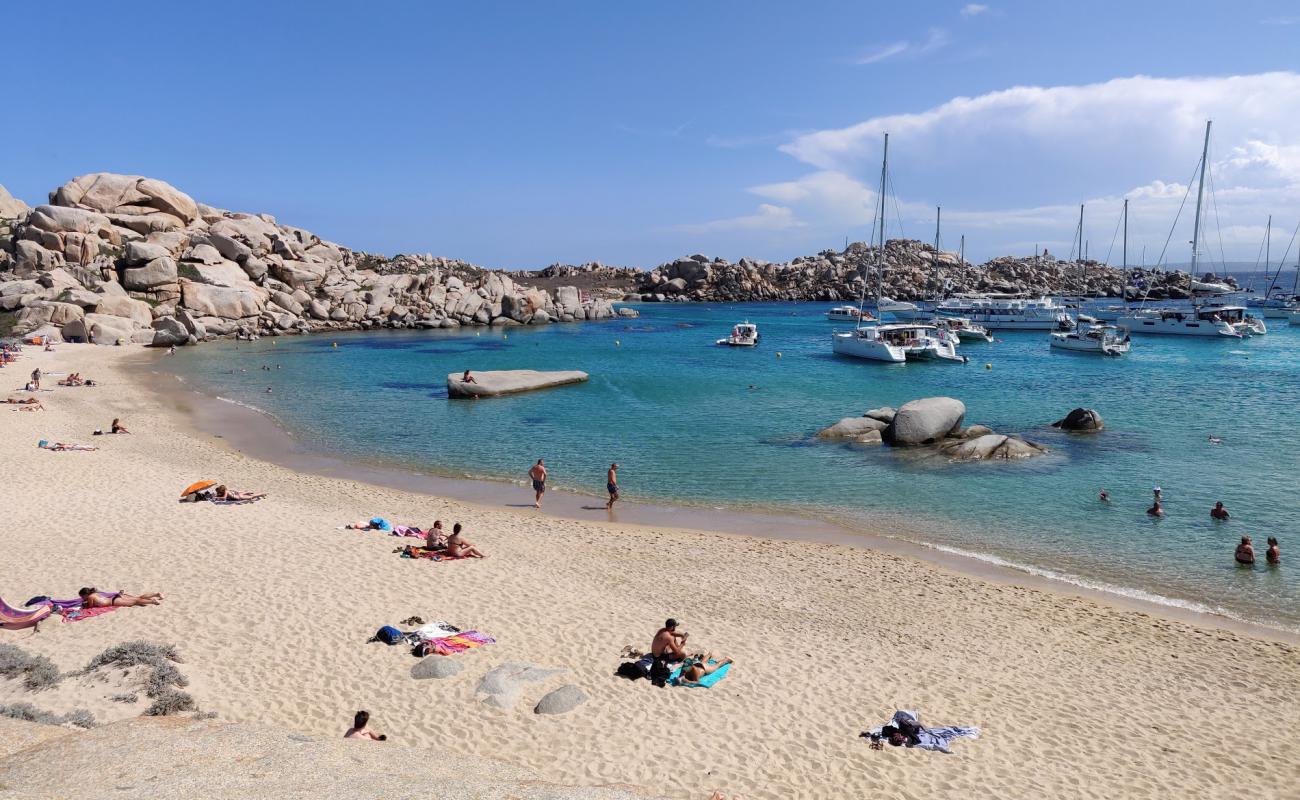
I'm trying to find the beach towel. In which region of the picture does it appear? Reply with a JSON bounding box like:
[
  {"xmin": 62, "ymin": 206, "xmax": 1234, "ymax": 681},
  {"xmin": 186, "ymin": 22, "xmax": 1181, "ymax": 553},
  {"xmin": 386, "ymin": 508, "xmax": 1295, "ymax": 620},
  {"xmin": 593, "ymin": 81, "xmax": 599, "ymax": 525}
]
[
  {"xmin": 866, "ymin": 710, "xmax": 979, "ymax": 754},
  {"xmin": 59, "ymin": 606, "xmax": 118, "ymax": 623},
  {"xmin": 402, "ymin": 546, "xmax": 463, "ymax": 562},
  {"xmin": 210, "ymin": 498, "xmax": 260, "ymax": 505},
  {"xmin": 415, "ymin": 621, "xmax": 462, "ymax": 640},
  {"xmin": 669, "ymin": 660, "xmax": 733, "ymax": 688},
  {"xmin": 0, "ymin": 597, "xmax": 54, "ymax": 629},
  {"xmin": 391, "ymin": 525, "xmax": 425, "ymax": 538},
  {"xmin": 415, "ymin": 630, "xmax": 495, "ymax": 657}
]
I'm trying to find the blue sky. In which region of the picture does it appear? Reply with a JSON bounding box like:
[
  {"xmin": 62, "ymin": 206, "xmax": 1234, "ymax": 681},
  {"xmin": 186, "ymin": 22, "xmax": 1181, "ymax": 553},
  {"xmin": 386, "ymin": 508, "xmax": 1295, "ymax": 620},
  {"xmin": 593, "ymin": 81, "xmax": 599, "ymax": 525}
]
[{"xmin": 3, "ymin": 1, "xmax": 1299, "ymax": 269}]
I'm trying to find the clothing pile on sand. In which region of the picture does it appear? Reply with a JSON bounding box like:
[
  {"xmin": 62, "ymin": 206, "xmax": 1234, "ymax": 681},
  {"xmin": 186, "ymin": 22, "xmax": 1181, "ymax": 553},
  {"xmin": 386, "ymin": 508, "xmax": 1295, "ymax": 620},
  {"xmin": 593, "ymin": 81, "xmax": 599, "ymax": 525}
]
[{"xmin": 370, "ymin": 619, "xmax": 496, "ymax": 657}]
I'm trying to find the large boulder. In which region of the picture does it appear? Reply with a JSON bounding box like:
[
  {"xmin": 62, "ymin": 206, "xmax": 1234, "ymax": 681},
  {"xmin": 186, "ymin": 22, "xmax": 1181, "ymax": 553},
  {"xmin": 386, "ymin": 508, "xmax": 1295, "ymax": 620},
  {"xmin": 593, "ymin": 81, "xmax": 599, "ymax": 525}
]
[
  {"xmin": 122, "ymin": 256, "xmax": 178, "ymax": 290},
  {"xmin": 863, "ymin": 406, "xmax": 896, "ymax": 424},
  {"xmin": 476, "ymin": 663, "xmax": 565, "ymax": 710},
  {"xmin": 13, "ymin": 240, "xmax": 63, "ymax": 274},
  {"xmin": 410, "ymin": 657, "xmax": 464, "ymax": 680},
  {"xmin": 940, "ymin": 434, "xmax": 1049, "ymax": 461},
  {"xmin": 53, "ymin": 174, "xmax": 199, "ymax": 224},
  {"xmin": 180, "ymin": 281, "xmax": 264, "ymax": 318},
  {"xmin": 94, "ymin": 294, "xmax": 153, "ymax": 326},
  {"xmin": 885, "ymin": 397, "xmax": 966, "ymax": 445},
  {"xmin": 1052, "ymin": 407, "xmax": 1104, "ymax": 432},
  {"xmin": 817, "ymin": 416, "xmax": 888, "ymax": 439},
  {"xmin": 151, "ymin": 316, "xmax": 191, "ymax": 347},
  {"xmin": 534, "ymin": 684, "xmax": 588, "ymax": 715},
  {"xmin": 124, "ymin": 240, "xmax": 170, "ymax": 265},
  {"xmin": 447, "ymin": 370, "xmax": 588, "ymax": 399},
  {"xmin": 0, "ymin": 183, "xmax": 29, "ymax": 218},
  {"xmin": 84, "ymin": 312, "xmax": 135, "ymax": 344}
]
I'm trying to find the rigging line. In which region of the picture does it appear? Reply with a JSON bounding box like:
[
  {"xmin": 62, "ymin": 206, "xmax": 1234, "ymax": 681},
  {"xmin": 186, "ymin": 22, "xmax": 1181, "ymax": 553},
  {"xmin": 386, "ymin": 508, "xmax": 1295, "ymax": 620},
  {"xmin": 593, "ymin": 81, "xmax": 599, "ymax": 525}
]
[
  {"xmin": 1284, "ymin": 218, "xmax": 1300, "ymax": 295},
  {"xmin": 1153, "ymin": 157, "xmax": 1201, "ymax": 270},
  {"xmin": 1205, "ymin": 164, "xmax": 1229, "ymax": 277},
  {"xmin": 1101, "ymin": 200, "xmax": 1124, "ymax": 267}
]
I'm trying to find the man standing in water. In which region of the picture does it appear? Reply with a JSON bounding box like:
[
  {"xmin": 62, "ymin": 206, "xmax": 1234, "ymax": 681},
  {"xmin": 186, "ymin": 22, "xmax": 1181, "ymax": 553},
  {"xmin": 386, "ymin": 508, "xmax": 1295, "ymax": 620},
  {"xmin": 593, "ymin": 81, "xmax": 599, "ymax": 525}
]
[
  {"xmin": 528, "ymin": 459, "xmax": 547, "ymax": 508},
  {"xmin": 606, "ymin": 463, "xmax": 620, "ymax": 510}
]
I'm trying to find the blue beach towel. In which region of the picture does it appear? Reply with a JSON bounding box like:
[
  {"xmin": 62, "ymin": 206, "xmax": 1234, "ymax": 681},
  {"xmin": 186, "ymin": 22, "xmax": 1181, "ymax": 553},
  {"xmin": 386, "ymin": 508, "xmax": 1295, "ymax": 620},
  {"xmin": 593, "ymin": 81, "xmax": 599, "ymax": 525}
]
[{"xmin": 669, "ymin": 660, "xmax": 732, "ymax": 688}]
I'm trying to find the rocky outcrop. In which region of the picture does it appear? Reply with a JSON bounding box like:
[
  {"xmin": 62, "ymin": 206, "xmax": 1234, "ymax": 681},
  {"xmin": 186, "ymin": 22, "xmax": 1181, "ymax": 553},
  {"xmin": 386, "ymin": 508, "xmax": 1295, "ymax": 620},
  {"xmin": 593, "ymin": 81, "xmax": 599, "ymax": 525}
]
[
  {"xmin": 475, "ymin": 663, "xmax": 566, "ymax": 710},
  {"xmin": 816, "ymin": 416, "xmax": 888, "ymax": 440},
  {"xmin": 447, "ymin": 370, "xmax": 589, "ymax": 399},
  {"xmin": 631, "ymin": 241, "xmax": 1221, "ymax": 303},
  {"xmin": 885, "ymin": 397, "xmax": 966, "ymax": 446},
  {"xmin": 534, "ymin": 684, "xmax": 588, "ymax": 715},
  {"xmin": 1052, "ymin": 407, "xmax": 1104, "ymax": 432},
  {"xmin": 939, "ymin": 433, "xmax": 1049, "ymax": 461},
  {"xmin": 0, "ymin": 173, "xmax": 625, "ymax": 346}
]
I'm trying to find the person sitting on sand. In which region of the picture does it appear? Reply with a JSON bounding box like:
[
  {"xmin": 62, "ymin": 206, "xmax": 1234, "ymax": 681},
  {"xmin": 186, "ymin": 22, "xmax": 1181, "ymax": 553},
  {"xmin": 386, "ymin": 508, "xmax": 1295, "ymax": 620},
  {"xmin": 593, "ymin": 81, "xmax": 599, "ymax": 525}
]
[
  {"xmin": 110, "ymin": 418, "xmax": 130, "ymax": 434},
  {"xmin": 1147, "ymin": 500, "xmax": 1164, "ymax": 518},
  {"xmin": 462, "ymin": 369, "xmax": 476, "ymax": 384},
  {"xmin": 1210, "ymin": 501, "xmax": 1229, "ymax": 520},
  {"xmin": 344, "ymin": 710, "xmax": 386, "ymax": 741},
  {"xmin": 678, "ymin": 654, "xmax": 732, "ymax": 686},
  {"xmin": 78, "ymin": 587, "xmax": 163, "ymax": 607},
  {"xmin": 1235, "ymin": 536, "xmax": 1255, "ymax": 565},
  {"xmin": 213, "ymin": 485, "xmax": 267, "ymax": 502},
  {"xmin": 424, "ymin": 520, "xmax": 446, "ymax": 550},
  {"xmin": 444, "ymin": 523, "xmax": 485, "ymax": 558},
  {"xmin": 1266, "ymin": 537, "xmax": 1280, "ymax": 566},
  {"xmin": 651, "ymin": 618, "xmax": 688, "ymax": 660}
]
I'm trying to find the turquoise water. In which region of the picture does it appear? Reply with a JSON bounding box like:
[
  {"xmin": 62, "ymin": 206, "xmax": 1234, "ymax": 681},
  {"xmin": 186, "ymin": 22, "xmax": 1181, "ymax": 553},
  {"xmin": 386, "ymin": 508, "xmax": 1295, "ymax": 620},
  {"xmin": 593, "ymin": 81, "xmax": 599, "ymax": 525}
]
[{"xmin": 167, "ymin": 302, "xmax": 1300, "ymax": 632}]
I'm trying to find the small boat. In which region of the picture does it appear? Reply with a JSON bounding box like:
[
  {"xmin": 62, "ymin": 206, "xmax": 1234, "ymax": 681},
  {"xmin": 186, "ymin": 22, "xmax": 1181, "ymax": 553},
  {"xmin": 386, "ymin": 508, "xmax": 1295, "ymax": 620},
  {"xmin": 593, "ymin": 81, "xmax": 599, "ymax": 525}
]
[
  {"xmin": 1050, "ymin": 323, "xmax": 1131, "ymax": 356},
  {"xmin": 825, "ymin": 305, "xmax": 874, "ymax": 322},
  {"xmin": 833, "ymin": 323, "xmax": 966, "ymax": 364},
  {"xmin": 716, "ymin": 321, "xmax": 759, "ymax": 347},
  {"xmin": 875, "ymin": 296, "xmax": 933, "ymax": 322},
  {"xmin": 1191, "ymin": 280, "xmax": 1234, "ymax": 295},
  {"xmin": 934, "ymin": 316, "xmax": 993, "ymax": 343}
]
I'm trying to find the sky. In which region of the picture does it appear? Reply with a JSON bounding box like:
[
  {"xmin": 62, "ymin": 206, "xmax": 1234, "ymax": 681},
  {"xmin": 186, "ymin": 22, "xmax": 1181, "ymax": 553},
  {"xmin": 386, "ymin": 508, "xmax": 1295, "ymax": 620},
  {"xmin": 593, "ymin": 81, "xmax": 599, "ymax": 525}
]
[{"xmin": 3, "ymin": 1, "xmax": 1300, "ymax": 270}]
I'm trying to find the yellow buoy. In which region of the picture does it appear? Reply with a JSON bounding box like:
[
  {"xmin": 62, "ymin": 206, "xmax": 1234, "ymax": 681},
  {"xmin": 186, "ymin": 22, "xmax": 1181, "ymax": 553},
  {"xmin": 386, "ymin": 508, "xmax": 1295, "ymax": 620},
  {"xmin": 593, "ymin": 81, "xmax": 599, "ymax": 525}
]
[{"xmin": 985, "ymin": 363, "xmax": 992, "ymax": 369}]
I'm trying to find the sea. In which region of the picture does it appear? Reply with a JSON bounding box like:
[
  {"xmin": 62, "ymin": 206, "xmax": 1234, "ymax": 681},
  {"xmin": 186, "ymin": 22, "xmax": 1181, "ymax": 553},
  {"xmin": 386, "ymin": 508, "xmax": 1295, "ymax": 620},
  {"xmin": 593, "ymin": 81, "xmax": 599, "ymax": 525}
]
[{"xmin": 165, "ymin": 299, "xmax": 1300, "ymax": 633}]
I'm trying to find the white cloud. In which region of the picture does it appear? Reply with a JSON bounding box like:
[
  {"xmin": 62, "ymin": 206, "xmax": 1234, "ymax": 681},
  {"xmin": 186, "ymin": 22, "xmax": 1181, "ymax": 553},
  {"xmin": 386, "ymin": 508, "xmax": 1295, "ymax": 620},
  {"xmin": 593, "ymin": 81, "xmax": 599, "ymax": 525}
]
[
  {"xmin": 854, "ymin": 28, "xmax": 949, "ymax": 65},
  {"xmin": 676, "ymin": 203, "xmax": 804, "ymax": 234},
  {"xmin": 961, "ymin": 4, "xmax": 990, "ymax": 17},
  {"xmin": 689, "ymin": 73, "xmax": 1300, "ymax": 263}
]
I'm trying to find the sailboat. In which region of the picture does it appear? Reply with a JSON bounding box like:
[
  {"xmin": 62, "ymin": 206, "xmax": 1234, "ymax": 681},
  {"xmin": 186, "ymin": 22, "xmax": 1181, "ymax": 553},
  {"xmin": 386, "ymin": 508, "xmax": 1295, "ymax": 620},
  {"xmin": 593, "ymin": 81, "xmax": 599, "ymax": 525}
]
[
  {"xmin": 1247, "ymin": 216, "xmax": 1299, "ymax": 318},
  {"xmin": 1118, "ymin": 121, "xmax": 1257, "ymax": 338},
  {"xmin": 832, "ymin": 134, "xmax": 967, "ymax": 364},
  {"xmin": 1092, "ymin": 199, "xmax": 1135, "ymax": 322}
]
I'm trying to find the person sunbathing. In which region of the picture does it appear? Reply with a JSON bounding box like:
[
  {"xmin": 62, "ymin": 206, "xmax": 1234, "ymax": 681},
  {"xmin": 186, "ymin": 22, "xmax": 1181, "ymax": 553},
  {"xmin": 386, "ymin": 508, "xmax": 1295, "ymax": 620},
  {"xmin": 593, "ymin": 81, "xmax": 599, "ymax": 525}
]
[
  {"xmin": 38, "ymin": 440, "xmax": 97, "ymax": 451},
  {"xmin": 111, "ymin": 418, "xmax": 130, "ymax": 434},
  {"xmin": 678, "ymin": 654, "xmax": 732, "ymax": 686},
  {"xmin": 4, "ymin": 397, "xmax": 40, "ymax": 405},
  {"xmin": 78, "ymin": 587, "xmax": 163, "ymax": 607},
  {"xmin": 213, "ymin": 485, "xmax": 267, "ymax": 501},
  {"xmin": 444, "ymin": 523, "xmax": 485, "ymax": 558}
]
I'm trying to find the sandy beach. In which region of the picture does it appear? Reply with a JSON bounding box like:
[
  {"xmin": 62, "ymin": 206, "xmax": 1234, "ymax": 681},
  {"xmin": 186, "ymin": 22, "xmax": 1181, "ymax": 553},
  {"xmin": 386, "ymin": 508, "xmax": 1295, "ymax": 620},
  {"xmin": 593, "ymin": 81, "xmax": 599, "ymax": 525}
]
[{"xmin": 2, "ymin": 343, "xmax": 1298, "ymax": 799}]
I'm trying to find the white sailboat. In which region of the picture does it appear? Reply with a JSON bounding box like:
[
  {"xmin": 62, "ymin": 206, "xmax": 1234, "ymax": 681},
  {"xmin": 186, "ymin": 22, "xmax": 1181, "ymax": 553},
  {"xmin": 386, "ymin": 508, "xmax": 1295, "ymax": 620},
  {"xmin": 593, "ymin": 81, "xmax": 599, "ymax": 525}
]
[
  {"xmin": 1050, "ymin": 323, "xmax": 1131, "ymax": 356},
  {"xmin": 1245, "ymin": 216, "xmax": 1297, "ymax": 319},
  {"xmin": 1118, "ymin": 121, "xmax": 1258, "ymax": 339},
  {"xmin": 716, "ymin": 321, "xmax": 759, "ymax": 347},
  {"xmin": 831, "ymin": 134, "xmax": 967, "ymax": 365}
]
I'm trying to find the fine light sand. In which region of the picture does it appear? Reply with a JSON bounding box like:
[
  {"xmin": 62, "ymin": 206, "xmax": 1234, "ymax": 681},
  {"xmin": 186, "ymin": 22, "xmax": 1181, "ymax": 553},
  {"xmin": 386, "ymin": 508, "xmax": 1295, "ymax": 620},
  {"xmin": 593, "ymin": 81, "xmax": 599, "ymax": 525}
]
[{"xmin": 1, "ymin": 344, "xmax": 1298, "ymax": 799}]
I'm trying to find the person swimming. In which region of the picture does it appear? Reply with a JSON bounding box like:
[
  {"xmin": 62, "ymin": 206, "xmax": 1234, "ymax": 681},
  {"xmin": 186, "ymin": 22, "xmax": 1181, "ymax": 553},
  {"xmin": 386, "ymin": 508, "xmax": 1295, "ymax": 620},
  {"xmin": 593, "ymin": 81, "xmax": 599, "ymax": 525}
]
[
  {"xmin": 1147, "ymin": 500, "xmax": 1164, "ymax": 518},
  {"xmin": 1266, "ymin": 537, "xmax": 1280, "ymax": 565},
  {"xmin": 1235, "ymin": 537, "xmax": 1255, "ymax": 565},
  {"xmin": 1098, "ymin": 488, "xmax": 1110, "ymax": 502},
  {"xmin": 1210, "ymin": 501, "xmax": 1229, "ymax": 520}
]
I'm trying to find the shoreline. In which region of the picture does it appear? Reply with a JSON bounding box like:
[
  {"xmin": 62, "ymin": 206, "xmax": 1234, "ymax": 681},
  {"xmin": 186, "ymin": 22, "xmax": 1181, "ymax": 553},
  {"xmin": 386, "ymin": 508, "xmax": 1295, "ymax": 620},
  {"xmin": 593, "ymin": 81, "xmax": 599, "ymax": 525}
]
[{"xmin": 134, "ymin": 347, "xmax": 1299, "ymax": 645}]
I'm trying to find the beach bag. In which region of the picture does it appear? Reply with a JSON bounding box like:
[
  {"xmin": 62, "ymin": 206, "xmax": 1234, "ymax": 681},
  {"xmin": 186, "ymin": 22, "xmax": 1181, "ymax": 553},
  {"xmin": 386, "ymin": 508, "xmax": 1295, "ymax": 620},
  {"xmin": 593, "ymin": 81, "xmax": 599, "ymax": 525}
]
[
  {"xmin": 649, "ymin": 656, "xmax": 671, "ymax": 687},
  {"xmin": 616, "ymin": 660, "xmax": 649, "ymax": 681},
  {"xmin": 375, "ymin": 625, "xmax": 404, "ymax": 645}
]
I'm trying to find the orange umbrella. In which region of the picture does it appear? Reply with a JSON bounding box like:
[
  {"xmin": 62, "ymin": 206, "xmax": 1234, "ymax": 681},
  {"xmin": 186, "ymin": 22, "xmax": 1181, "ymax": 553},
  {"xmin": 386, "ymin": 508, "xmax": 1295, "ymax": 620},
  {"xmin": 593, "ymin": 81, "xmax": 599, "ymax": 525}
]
[{"xmin": 181, "ymin": 480, "xmax": 217, "ymax": 498}]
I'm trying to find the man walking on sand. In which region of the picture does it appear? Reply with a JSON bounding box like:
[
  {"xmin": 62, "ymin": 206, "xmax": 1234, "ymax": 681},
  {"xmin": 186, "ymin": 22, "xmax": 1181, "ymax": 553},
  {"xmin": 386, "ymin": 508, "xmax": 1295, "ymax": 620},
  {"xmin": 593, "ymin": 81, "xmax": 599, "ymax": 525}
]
[
  {"xmin": 606, "ymin": 463, "xmax": 620, "ymax": 509},
  {"xmin": 529, "ymin": 459, "xmax": 547, "ymax": 508}
]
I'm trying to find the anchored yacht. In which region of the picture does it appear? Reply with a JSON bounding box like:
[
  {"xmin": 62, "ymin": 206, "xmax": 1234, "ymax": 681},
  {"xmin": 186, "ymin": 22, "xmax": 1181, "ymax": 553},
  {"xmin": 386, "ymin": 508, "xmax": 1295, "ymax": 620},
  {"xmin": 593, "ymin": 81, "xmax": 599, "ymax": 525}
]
[
  {"xmin": 935, "ymin": 296, "xmax": 1072, "ymax": 330},
  {"xmin": 716, "ymin": 321, "xmax": 759, "ymax": 347}
]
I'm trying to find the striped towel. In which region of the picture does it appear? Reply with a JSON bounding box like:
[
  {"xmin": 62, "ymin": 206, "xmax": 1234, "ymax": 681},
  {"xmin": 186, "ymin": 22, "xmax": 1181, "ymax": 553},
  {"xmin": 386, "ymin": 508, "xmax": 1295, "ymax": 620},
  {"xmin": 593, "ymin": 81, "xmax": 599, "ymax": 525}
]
[{"xmin": 417, "ymin": 630, "xmax": 495, "ymax": 656}]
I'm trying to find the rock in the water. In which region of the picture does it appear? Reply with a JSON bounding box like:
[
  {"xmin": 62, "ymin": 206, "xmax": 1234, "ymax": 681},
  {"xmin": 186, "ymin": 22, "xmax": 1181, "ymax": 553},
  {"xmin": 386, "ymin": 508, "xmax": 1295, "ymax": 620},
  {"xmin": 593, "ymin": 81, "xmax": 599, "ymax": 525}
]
[
  {"xmin": 853, "ymin": 429, "xmax": 883, "ymax": 445},
  {"xmin": 1052, "ymin": 407, "xmax": 1104, "ymax": 432},
  {"xmin": 817, "ymin": 416, "xmax": 888, "ymax": 439},
  {"xmin": 411, "ymin": 656, "xmax": 464, "ymax": 680},
  {"xmin": 885, "ymin": 397, "xmax": 966, "ymax": 445},
  {"xmin": 960, "ymin": 424, "xmax": 995, "ymax": 438},
  {"xmin": 940, "ymin": 433, "xmax": 1048, "ymax": 461},
  {"xmin": 447, "ymin": 370, "xmax": 588, "ymax": 399},
  {"xmin": 476, "ymin": 663, "xmax": 565, "ymax": 710},
  {"xmin": 534, "ymin": 684, "xmax": 588, "ymax": 715},
  {"xmin": 863, "ymin": 406, "xmax": 896, "ymax": 424}
]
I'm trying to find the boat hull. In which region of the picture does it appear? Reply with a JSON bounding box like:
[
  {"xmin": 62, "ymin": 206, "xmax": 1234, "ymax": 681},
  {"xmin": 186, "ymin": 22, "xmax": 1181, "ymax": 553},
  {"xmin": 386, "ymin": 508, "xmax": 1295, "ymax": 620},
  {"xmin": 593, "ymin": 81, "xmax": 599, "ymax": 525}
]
[
  {"xmin": 1117, "ymin": 315, "xmax": 1241, "ymax": 337},
  {"xmin": 831, "ymin": 332, "xmax": 906, "ymax": 362}
]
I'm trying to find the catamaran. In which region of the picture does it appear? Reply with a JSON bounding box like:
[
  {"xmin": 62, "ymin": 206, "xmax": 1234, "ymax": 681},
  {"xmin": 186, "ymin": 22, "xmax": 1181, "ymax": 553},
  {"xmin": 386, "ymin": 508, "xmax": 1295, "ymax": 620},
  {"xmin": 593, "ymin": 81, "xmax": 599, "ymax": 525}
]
[
  {"xmin": 1050, "ymin": 322, "xmax": 1131, "ymax": 356},
  {"xmin": 831, "ymin": 134, "xmax": 967, "ymax": 365},
  {"xmin": 1118, "ymin": 121, "xmax": 1261, "ymax": 339}
]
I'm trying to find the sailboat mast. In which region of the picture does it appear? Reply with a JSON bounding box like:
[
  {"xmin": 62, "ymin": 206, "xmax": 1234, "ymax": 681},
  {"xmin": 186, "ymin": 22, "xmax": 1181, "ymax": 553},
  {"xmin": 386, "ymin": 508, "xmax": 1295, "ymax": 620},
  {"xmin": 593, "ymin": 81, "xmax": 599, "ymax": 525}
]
[
  {"xmin": 1078, "ymin": 204, "xmax": 1085, "ymax": 292},
  {"xmin": 876, "ymin": 133, "xmax": 889, "ymax": 305},
  {"xmin": 934, "ymin": 206, "xmax": 941, "ymax": 252},
  {"xmin": 1189, "ymin": 120, "xmax": 1211, "ymax": 281},
  {"xmin": 1122, "ymin": 199, "xmax": 1129, "ymax": 309},
  {"xmin": 1265, "ymin": 215, "xmax": 1272, "ymax": 297},
  {"xmin": 959, "ymin": 235, "xmax": 966, "ymax": 294}
]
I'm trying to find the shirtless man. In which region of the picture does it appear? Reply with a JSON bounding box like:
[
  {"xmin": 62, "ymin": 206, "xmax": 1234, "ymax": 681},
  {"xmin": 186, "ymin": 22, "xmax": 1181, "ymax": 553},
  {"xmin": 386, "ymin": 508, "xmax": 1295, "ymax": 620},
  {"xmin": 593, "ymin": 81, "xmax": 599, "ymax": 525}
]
[
  {"xmin": 651, "ymin": 618, "xmax": 688, "ymax": 661},
  {"xmin": 344, "ymin": 710, "xmax": 386, "ymax": 741},
  {"xmin": 1210, "ymin": 501, "xmax": 1229, "ymax": 520},
  {"xmin": 605, "ymin": 463, "xmax": 620, "ymax": 509},
  {"xmin": 529, "ymin": 459, "xmax": 547, "ymax": 508}
]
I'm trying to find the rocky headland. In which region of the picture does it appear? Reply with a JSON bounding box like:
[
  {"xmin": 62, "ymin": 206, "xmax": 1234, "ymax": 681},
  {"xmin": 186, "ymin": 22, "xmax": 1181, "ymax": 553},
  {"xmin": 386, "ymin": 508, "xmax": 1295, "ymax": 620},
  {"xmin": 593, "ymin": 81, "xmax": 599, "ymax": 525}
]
[{"xmin": 0, "ymin": 174, "xmax": 633, "ymax": 347}]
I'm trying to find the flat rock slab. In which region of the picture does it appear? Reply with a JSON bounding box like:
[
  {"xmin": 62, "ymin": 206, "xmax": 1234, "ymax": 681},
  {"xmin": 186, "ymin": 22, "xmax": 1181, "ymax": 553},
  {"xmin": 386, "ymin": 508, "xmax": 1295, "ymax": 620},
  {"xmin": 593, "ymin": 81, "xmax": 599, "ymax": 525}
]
[
  {"xmin": 448, "ymin": 370, "xmax": 588, "ymax": 399},
  {"xmin": 476, "ymin": 662, "xmax": 565, "ymax": 710},
  {"xmin": 411, "ymin": 656, "xmax": 464, "ymax": 680}
]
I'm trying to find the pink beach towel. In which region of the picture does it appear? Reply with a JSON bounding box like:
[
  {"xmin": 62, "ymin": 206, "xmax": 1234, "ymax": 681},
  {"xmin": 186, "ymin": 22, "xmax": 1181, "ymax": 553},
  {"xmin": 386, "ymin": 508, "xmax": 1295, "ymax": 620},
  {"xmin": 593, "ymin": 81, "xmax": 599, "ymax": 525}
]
[{"xmin": 59, "ymin": 606, "xmax": 118, "ymax": 623}]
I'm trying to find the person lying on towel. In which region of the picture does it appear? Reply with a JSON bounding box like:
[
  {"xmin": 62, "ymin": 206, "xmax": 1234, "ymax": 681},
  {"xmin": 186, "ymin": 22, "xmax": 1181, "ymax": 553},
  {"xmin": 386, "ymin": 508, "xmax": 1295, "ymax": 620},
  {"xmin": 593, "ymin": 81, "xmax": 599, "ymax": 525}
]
[{"xmin": 677, "ymin": 655, "xmax": 732, "ymax": 687}]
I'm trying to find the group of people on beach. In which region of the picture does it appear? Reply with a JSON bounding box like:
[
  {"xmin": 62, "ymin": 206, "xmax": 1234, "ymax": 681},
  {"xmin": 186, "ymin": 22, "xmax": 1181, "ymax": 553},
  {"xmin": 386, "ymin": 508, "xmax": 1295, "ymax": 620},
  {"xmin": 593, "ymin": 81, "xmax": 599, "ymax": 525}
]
[
  {"xmin": 1101, "ymin": 486, "xmax": 1282, "ymax": 566},
  {"xmin": 527, "ymin": 459, "xmax": 620, "ymax": 510}
]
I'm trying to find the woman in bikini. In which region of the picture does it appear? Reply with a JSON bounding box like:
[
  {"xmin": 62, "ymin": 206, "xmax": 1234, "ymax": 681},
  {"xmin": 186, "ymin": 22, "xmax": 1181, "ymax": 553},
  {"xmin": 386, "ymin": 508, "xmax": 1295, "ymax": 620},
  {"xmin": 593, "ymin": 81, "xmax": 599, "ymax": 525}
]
[
  {"xmin": 78, "ymin": 587, "xmax": 164, "ymax": 607},
  {"xmin": 678, "ymin": 654, "xmax": 732, "ymax": 686},
  {"xmin": 444, "ymin": 523, "xmax": 485, "ymax": 558}
]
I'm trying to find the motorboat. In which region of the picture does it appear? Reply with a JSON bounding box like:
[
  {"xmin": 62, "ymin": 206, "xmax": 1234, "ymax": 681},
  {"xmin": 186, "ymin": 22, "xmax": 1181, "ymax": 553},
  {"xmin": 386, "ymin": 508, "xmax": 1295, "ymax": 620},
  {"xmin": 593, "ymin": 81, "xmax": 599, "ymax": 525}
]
[
  {"xmin": 1203, "ymin": 304, "xmax": 1266, "ymax": 335},
  {"xmin": 825, "ymin": 305, "xmax": 874, "ymax": 322},
  {"xmin": 874, "ymin": 296, "xmax": 933, "ymax": 322},
  {"xmin": 716, "ymin": 321, "xmax": 759, "ymax": 347},
  {"xmin": 933, "ymin": 316, "xmax": 993, "ymax": 342},
  {"xmin": 833, "ymin": 323, "xmax": 966, "ymax": 364},
  {"xmin": 1050, "ymin": 323, "xmax": 1131, "ymax": 356},
  {"xmin": 1116, "ymin": 306, "xmax": 1246, "ymax": 338},
  {"xmin": 934, "ymin": 295, "xmax": 1072, "ymax": 330},
  {"xmin": 1245, "ymin": 295, "xmax": 1297, "ymax": 319}
]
